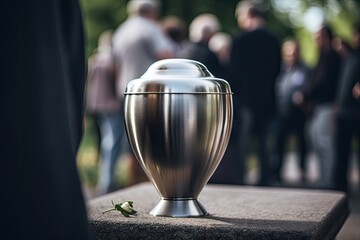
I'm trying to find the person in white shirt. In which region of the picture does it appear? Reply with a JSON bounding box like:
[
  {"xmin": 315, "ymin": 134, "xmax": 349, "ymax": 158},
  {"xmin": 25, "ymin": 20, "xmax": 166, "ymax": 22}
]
[
  {"xmin": 113, "ymin": 0, "xmax": 174, "ymax": 98},
  {"xmin": 110, "ymin": 0, "xmax": 174, "ymax": 188}
]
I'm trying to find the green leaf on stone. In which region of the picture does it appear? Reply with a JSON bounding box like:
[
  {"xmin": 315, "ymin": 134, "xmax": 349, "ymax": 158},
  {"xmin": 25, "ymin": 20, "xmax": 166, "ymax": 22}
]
[{"xmin": 102, "ymin": 200, "xmax": 137, "ymax": 217}]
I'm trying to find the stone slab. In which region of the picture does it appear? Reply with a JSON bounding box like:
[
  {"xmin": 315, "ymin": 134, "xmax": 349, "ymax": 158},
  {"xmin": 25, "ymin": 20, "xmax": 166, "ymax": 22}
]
[{"xmin": 88, "ymin": 182, "xmax": 348, "ymax": 240}]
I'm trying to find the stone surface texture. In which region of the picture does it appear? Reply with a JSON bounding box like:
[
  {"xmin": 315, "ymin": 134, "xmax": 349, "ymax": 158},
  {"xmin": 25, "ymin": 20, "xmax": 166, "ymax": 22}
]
[{"xmin": 88, "ymin": 182, "xmax": 348, "ymax": 240}]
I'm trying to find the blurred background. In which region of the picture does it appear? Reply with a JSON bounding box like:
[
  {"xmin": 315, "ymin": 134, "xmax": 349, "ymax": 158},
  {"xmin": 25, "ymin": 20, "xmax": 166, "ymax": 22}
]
[
  {"xmin": 77, "ymin": 0, "xmax": 359, "ymax": 194},
  {"xmin": 81, "ymin": 0, "xmax": 359, "ymax": 63}
]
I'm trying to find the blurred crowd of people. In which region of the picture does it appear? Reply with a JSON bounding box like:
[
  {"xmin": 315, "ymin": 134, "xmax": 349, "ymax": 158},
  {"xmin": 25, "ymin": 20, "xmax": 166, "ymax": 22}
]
[
  {"xmin": 85, "ymin": 0, "xmax": 360, "ymax": 195},
  {"xmin": 7, "ymin": 0, "xmax": 359, "ymax": 238}
]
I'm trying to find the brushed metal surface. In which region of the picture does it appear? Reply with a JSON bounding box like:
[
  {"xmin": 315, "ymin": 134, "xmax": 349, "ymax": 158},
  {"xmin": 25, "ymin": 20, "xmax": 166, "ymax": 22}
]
[
  {"xmin": 124, "ymin": 59, "xmax": 233, "ymax": 217},
  {"xmin": 125, "ymin": 58, "xmax": 232, "ymax": 95},
  {"xmin": 149, "ymin": 199, "xmax": 208, "ymax": 217}
]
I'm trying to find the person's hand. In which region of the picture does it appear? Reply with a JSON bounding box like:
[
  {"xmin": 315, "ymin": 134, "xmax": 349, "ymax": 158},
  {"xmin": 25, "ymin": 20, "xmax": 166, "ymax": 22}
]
[
  {"xmin": 292, "ymin": 91, "xmax": 304, "ymax": 106},
  {"xmin": 352, "ymin": 82, "xmax": 360, "ymax": 100}
]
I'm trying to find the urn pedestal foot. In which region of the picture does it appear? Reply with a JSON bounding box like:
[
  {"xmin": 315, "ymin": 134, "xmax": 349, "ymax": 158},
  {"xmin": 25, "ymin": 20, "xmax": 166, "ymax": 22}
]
[{"xmin": 150, "ymin": 198, "xmax": 208, "ymax": 217}]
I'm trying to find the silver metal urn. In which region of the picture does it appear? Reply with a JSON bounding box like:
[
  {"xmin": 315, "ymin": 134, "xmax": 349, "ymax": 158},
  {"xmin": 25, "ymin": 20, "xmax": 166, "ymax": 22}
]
[{"xmin": 124, "ymin": 59, "xmax": 233, "ymax": 217}]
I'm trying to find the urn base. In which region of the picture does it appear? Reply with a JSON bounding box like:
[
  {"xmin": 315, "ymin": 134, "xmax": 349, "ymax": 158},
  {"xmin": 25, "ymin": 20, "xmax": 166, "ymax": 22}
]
[{"xmin": 150, "ymin": 198, "xmax": 208, "ymax": 217}]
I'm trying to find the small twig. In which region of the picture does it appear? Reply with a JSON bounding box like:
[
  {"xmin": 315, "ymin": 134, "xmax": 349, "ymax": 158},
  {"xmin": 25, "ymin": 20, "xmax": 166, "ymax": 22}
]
[{"xmin": 102, "ymin": 208, "xmax": 116, "ymax": 214}]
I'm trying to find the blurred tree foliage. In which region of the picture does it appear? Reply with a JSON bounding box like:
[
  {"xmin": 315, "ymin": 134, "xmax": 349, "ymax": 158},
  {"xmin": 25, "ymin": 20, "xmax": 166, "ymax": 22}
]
[{"xmin": 80, "ymin": 0, "xmax": 360, "ymax": 64}]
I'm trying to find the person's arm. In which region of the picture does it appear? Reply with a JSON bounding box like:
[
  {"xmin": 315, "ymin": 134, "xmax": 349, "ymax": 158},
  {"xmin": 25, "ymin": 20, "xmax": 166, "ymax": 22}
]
[{"xmin": 151, "ymin": 24, "xmax": 174, "ymax": 60}]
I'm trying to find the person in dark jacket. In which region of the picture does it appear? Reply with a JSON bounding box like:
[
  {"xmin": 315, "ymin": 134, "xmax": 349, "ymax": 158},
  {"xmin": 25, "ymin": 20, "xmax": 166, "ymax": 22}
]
[
  {"xmin": 333, "ymin": 36, "xmax": 360, "ymax": 192},
  {"xmin": 273, "ymin": 39, "xmax": 310, "ymax": 184},
  {"xmin": 1, "ymin": 1, "xmax": 90, "ymax": 239},
  {"xmin": 228, "ymin": 0, "xmax": 281, "ymax": 185},
  {"xmin": 297, "ymin": 25, "xmax": 341, "ymax": 189}
]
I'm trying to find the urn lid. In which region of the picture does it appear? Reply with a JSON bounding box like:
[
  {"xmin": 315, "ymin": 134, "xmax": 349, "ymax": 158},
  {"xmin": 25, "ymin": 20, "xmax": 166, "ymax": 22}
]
[{"xmin": 124, "ymin": 59, "xmax": 232, "ymax": 94}]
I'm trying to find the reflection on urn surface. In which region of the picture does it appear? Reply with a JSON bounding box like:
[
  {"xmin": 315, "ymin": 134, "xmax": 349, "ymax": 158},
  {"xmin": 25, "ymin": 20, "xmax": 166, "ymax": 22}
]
[{"xmin": 124, "ymin": 59, "xmax": 233, "ymax": 217}]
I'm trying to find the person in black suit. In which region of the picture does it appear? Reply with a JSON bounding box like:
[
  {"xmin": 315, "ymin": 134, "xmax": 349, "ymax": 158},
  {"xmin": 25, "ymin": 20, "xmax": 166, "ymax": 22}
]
[
  {"xmin": 298, "ymin": 25, "xmax": 341, "ymax": 189},
  {"xmin": 228, "ymin": 0, "xmax": 281, "ymax": 186},
  {"xmin": 333, "ymin": 36, "xmax": 360, "ymax": 192},
  {"xmin": 1, "ymin": 1, "xmax": 90, "ymax": 239}
]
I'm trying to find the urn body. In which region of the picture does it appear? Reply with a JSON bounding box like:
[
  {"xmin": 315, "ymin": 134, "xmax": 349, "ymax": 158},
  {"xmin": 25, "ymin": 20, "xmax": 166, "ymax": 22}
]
[{"xmin": 124, "ymin": 59, "xmax": 233, "ymax": 217}]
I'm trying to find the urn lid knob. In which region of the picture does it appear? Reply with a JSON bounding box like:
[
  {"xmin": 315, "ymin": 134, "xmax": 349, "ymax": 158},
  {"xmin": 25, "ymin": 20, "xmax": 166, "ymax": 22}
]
[
  {"xmin": 142, "ymin": 58, "xmax": 213, "ymax": 78},
  {"xmin": 124, "ymin": 58, "xmax": 232, "ymax": 94}
]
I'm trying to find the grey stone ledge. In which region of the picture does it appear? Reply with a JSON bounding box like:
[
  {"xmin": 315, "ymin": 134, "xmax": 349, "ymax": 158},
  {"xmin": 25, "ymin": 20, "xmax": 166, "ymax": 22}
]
[{"xmin": 88, "ymin": 182, "xmax": 348, "ymax": 240}]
